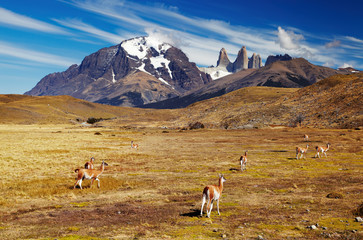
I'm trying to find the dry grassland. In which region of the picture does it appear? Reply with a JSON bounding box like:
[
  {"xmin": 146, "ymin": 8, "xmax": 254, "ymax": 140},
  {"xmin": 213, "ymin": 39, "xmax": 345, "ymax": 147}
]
[{"xmin": 0, "ymin": 124, "xmax": 362, "ymax": 239}]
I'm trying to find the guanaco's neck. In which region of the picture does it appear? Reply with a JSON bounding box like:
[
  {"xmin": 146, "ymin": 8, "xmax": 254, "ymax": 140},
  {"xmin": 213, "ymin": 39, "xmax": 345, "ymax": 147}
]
[
  {"xmin": 100, "ymin": 162, "xmax": 105, "ymax": 171},
  {"xmin": 218, "ymin": 178, "xmax": 224, "ymax": 192}
]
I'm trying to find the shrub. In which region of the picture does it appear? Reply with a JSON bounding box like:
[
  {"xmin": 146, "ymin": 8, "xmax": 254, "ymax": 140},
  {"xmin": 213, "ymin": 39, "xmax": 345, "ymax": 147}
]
[
  {"xmin": 189, "ymin": 122, "xmax": 204, "ymax": 130},
  {"xmin": 326, "ymin": 192, "xmax": 344, "ymax": 199},
  {"xmin": 87, "ymin": 117, "xmax": 103, "ymax": 124}
]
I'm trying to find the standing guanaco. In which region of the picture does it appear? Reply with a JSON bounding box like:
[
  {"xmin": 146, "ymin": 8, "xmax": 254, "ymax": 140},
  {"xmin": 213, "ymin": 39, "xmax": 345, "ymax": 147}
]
[
  {"xmin": 304, "ymin": 134, "xmax": 309, "ymax": 142},
  {"xmin": 296, "ymin": 145, "xmax": 309, "ymax": 159},
  {"xmin": 74, "ymin": 160, "xmax": 108, "ymax": 189},
  {"xmin": 315, "ymin": 143, "xmax": 331, "ymax": 158},
  {"xmin": 240, "ymin": 151, "xmax": 248, "ymax": 171},
  {"xmin": 200, "ymin": 174, "xmax": 226, "ymax": 218}
]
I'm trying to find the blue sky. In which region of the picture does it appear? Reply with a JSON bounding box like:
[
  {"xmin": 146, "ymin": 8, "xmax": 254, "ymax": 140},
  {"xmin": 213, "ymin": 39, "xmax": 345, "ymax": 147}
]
[{"xmin": 1, "ymin": 0, "xmax": 362, "ymax": 94}]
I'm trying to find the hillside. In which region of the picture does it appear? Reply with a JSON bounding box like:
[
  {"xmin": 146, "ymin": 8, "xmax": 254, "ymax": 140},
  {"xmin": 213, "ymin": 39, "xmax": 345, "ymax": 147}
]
[
  {"xmin": 176, "ymin": 73, "xmax": 363, "ymax": 129},
  {"xmin": 2, "ymin": 73, "xmax": 362, "ymax": 129},
  {"xmin": 0, "ymin": 94, "xmax": 175, "ymax": 125}
]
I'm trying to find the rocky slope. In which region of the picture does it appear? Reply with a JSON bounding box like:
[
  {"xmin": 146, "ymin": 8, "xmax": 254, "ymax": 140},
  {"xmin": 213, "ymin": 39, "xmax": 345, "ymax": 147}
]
[{"xmin": 25, "ymin": 36, "xmax": 212, "ymax": 107}]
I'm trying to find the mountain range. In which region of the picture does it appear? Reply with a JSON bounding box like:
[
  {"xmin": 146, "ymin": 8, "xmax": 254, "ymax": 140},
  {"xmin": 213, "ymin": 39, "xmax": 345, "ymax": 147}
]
[
  {"xmin": 25, "ymin": 36, "xmax": 351, "ymax": 108},
  {"xmin": 142, "ymin": 58, "xmax": 343, "ymax": 109}
]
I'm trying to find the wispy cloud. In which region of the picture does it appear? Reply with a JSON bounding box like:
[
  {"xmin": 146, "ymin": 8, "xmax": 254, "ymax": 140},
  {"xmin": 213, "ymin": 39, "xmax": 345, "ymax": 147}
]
[
  {"xmin": 53, "ymin": 18, "xmax": 125, "ymax": 44},
  {"xmin": 345, "ymin": 36, "xmax": 363, "ymax": 44},
  {"xmin": 325, "ymin": 40, "xmax": 341, "ymax": 48},
  {"xmin": 0, "ymin": 7, "xmax": 69, "ymax": 34},
  {"xmin": 62, "ymin": 0, "xmax": 280, "ymax": 64},
  {"xmin": 0, "ymin": 41, "xmax": 77, "ymax": 67}
]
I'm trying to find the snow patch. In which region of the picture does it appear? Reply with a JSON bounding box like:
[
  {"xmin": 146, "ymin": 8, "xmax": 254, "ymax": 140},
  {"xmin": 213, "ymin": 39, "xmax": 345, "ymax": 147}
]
[
  {"xmin": 199, "ymin": 66, "xmax": 231, "ymax": 80},
  {"xmin": 158, "ymin": 78, "xmax": 171, "ymax": 86},
  {"xmin": 121, "ymin": 36, "xmax": 171, "ymax": 59},
  {"xmin": 111, "ymin": 68, "xmax": 116, "ymax": 83},
  {"xmin": 150, "ymin": 55, "xmax": 172, "ymax": 79},
  {"xmin": 121, "ymin": 38, "xmax": 148, "ymax": 59},
  {"xmin": 210, "ymin": 70, "xmax": 231, "ymax": 80}
]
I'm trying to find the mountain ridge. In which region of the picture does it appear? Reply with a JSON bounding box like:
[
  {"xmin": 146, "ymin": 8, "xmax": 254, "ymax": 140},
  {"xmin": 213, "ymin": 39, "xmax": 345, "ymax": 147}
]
[{"xmin": 142, "ymin": 58, "xmax": 344, "ymax": 109}]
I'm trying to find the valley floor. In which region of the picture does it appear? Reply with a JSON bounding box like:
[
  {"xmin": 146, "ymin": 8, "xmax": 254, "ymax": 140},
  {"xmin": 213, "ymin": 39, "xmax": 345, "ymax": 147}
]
[{"xmin": 0, "ymin": 124, "xmax": 362, "ymax": 239}]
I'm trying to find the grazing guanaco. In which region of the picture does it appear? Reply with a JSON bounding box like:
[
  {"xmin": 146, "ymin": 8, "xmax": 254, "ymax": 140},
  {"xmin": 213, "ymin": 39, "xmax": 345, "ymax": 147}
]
[
  {"xmin": 304, "ymin": 134, "xmax": 309, "ymax": 142},
  {"xmin": 84, "ymin": 157, "xmax": 95, "ymax": 169},
  {"xmin": 200, "ymin": 174, "xmax": 226, "ymax": 218},
  {"xmin": 131, "ymin": 141, "xmax": 138, "ymax": 149},
  {"xmin": 74, "ymin": 160, "xmax": 108, "ymax": 189},
  {"xmin": 296, "ymin": 145, "xmax": 309, "ymax": 159},
  {"xmin": 240, "ymin": 151, "xmax": 248, "ymax": 171},
  {"xmin": 315, "ymin": 143, "xmax": 330, "ymax": 158}
]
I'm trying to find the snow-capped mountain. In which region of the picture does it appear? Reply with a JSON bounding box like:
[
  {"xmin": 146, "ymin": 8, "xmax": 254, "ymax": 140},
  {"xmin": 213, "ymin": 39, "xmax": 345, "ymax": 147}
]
[{"xmin": 25, "ymin": 36, "xmax": 212, "ymax": 107}]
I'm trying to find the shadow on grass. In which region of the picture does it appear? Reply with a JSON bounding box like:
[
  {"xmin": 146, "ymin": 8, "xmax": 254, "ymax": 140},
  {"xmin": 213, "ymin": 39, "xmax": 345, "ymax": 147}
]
[
  {"xmin": 180, "ymin": 209, "xmax": 201, "ymax": 218},
  {"xmin": 229, "ymin": 168, "xmax": 240, "ymax": 172}
]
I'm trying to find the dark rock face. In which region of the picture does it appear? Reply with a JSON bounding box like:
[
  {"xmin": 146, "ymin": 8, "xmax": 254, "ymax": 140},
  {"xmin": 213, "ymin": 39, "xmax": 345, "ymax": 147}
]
[
  {"xmin": 25, "ymin": 36, "xmax": 212, "ymax": 107},
  {"xmin": 165, "ymin": 47, "xmax": 211, "ymax": 92},
  {"xmin": 265, "ymin": 54, "xmax": 292, "ymax": 66}
]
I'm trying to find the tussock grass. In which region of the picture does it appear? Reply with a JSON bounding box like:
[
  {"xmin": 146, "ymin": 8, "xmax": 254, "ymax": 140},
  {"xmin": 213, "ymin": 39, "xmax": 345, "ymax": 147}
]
[{"xmin": 0, "ymin": 125, "xmax": 362, "ymax": 239}]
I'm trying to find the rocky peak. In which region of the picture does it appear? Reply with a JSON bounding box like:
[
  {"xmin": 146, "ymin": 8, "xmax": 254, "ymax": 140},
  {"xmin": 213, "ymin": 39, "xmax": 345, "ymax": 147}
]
[
  {"xmin": 233, "ymin": 46, "xmax": 248, "ymax": 72},
  {"xmin": 248, "ymin": 53, "xmax": 262, "ymax": 69},
  {"xmin": 265, "ymin": 54, "xmax": 292, "ymax": 66},
  {"xmin": 216, "ymin": 48, "xmax": 231, "ymax": 68}
]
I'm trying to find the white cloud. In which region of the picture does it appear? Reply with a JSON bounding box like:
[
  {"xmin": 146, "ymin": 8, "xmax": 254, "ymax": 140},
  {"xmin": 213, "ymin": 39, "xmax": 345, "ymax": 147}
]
[
  {"xmin": 276, "ymin": 26, "xmax": 304, "ymax": 50},
  {"xmin": 145, "ymin": 28, "xmax": 183, "ymax": 48},
  {"xmin": 0, "ymin": 7, "xmax": 68, "ymax": 34},
  {"xmin": 0, "ymin": 41, "xmax": 77, "ymax": 67}
]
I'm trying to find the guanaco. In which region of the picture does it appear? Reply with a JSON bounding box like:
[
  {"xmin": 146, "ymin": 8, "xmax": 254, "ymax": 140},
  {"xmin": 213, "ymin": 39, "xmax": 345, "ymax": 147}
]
[
  {"xmin": 240, "ymin": 151, "xmax": 248, "ymax": 171},
  {"xmin": 200, "ymin": 174, "xmax": 226, "ymax": 218},
  {"xmin": 296, "ymin": 145, "xmax": 309, "ymax": 159},
  {"xmin": 131, "ymin": 141, "xmax": 138, "ymax": 149},
  {"xmin": 304, "ymin": 134, "xmax": 309, "ymax": 142},
  {"xmin": 84, "ymin": 157, "xmax": 95, "ymax": 169},
  {"xmin": 315, "ymin": 143, "xmax": 330, "ymax": 158},
  {"xmin": 74, "ymin": 160, "xmax": 108, "ymax": 189}
]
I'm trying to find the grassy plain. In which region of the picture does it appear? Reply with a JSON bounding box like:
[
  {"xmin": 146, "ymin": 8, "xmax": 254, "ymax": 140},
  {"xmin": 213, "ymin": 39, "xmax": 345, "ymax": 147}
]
[{"xmin": 0, "ymin": 124, "xmax": 362, "ymax": 239}]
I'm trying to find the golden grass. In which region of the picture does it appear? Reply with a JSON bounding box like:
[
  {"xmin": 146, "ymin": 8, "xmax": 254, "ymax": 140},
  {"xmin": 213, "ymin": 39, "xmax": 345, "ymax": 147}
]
[{"xmin": 0, "ymin": 124, "xmax": 362, "ymax": 239}]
